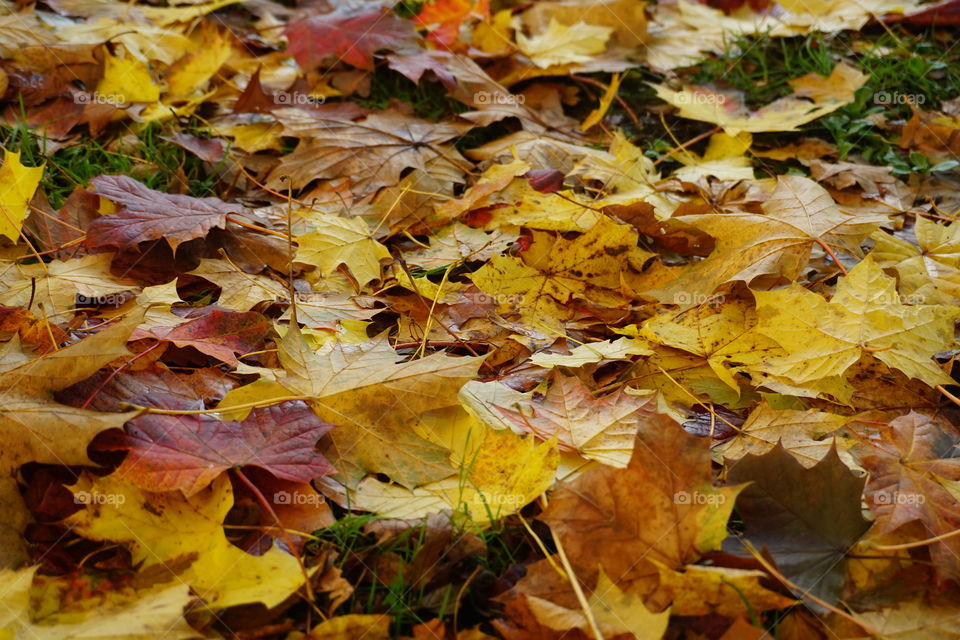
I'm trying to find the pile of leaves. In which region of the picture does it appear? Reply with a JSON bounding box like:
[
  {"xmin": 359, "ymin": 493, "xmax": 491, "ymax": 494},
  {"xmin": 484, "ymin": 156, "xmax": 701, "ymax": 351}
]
[{"xmin": 3, "ymin": 0, "xmax": 960, "ymax": 638}]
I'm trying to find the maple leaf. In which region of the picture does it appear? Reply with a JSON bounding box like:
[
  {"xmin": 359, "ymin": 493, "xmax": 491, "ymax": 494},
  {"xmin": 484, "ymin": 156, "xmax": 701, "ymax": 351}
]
[
  {"xmin": 59, "ymin": 364, "xmax": 236, "ymax": 412},
  {"xmin": 752, "ymin": 255, "xmax": 958, "ymax": 393},
  {"xmin": 652, "ymin": 62, "xmax": 866, "ymax": 135},
  {"xmin": 0, "ymin": 148, "xmax": 44, "ymax": 242},
  {"xmin": 67, "ymin": 473, "xmax": 310, "ymax": 609},
  {"xmin": 133, "ymin": 309, "xmax": 272, "ymax": 366},
  {"xmin": 649, "ymin": 174, "xmax": 887, "ymax": 303},
  {"xmin": 656, "ymin": 564, "xmax": 796, "ymax": 617},
  {"xmin": 347, "ymin": 412, "xmax": 558, "ymax": 524},
  {"xmin": 639, "ymin": 298, "xmax": 783, "ymax": 392},
  {"xmin": 516, "ymin": 19, "xmax": 613, "ymax": 68},
  {"xmin": 0, "ymin": 566, "xmax": 198, "ymax": 640},
  {"xmin": 0, "ymin": 311, "xmax": 142, "ymax": 568},
  {"xmin": 468, "ymin": 374, "xmax": 657, "ymax": 467},
  {"xmin": 237, "ymin": 326, "xmax": 486, "ymax": 487},
  {"xmin": 415, "ymin": 0, "xmax": 480, "ymax": 49},
  {"xmin": 540, "ymin": 414, "xmax": 743, "ymax": 599},
  {"xmin": 98, "ymin": 48, "xmax": 160, "ymax": 103},
  {"xmin": 871, "ymin": 217, "xmax": 960, "ymax": 304},
  {"xmin": 470, "ymin": 216, "xmax": 647, "ymax": 329},
  {"xmin": 713, "ymin": 401, "xmax": 851, "ymax": 467},
  {"xmin": 85, "ymin": 175, "xmax": 249, "ymax": 250},
  {"xmin": 856, "ymin": 412, "xmax": 960, "ymax": 581},
  {"xmin": 0, "ymin": 253, "xmax": 137, "ymax": 313},
  {"xmin": 185, "ymin": 258, "xmax": 288, "ymax": 311},
  {"xmin": 284, "ymin": 10, "xmax": 418, "ymax": 71},
  {"xmin": 267, "ymin": 109, "xmax": 472, "ymax": 195},
  {"xmin": 295, "ymin": 214, "xmax": 391, "ymax": 287},
  {"xmin": 106, "ymin": 401, "xmax": 336, "ymax": 496},
  {"xmin": 726, "ymin": 443, "xmax": 870, "ymax": 605}
]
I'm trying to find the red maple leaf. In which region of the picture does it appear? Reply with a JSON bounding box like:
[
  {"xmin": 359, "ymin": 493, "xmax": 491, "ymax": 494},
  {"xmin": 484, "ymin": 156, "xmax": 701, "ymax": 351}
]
[
  {"xmin": 133, "ymin": 310, "xmax": 272, "ymax": 366},
  {"xmin": 107, "ymin": 401, "xmax": 337, "ymax": 496},
  {"xmin": 284, "ymin": 10, "xmax": 418, "ymax": 71}
]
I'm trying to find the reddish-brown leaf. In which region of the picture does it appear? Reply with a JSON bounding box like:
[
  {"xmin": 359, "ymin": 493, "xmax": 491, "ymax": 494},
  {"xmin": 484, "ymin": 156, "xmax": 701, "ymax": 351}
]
[
  {"xmin": 133, "ymin": 309, "xmax": 271, "ymax": 366},
  {"xmin": 284, "ymin": 10, "xmax": 418, "ymax": 71},
  {"xmin": 85, "ymin": 175, "xmax": 248, "ymax": 250},
  {"xmin": 159, "ymin": 133, "xmax": 225, "ymax": 163},
  {"xmin": 857, "ymin": 412, "xmax": 960, "ymax": 581},
  {"xmin": 108, "ymin": 401, "xmax": 337, "ymax": 496},
  {"xmin": 58, "ymin": 365, "xmax": 237, "ymax": 412}
]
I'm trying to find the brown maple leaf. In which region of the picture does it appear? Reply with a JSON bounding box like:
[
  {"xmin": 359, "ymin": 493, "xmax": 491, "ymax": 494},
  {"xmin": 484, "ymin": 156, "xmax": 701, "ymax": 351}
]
[
  {"xmin": 85, "ymin": 175, "xmax": 250, "ymax": 251},
  {"xmin": 266, "ymin": 109, "xmax": 472, "ymax": 195},
  {"xmin": 857, "ymin": 412, "xmax": 960, "ymax": 581}
]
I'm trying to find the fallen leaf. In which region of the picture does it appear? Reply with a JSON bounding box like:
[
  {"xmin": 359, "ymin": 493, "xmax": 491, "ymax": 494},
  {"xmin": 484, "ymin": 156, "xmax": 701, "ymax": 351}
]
[
  {"xmin": 0, "ymin": 311, "xmax": 142, "ymax": 568},
  {"xmin": 275, "ymin": 326, "xmax": 484, "ymax": 486},
  {"xmin": 285, "ymin": 10, "xmax": 418, "ymax": 71},
  {"xmin": 856, "ymin": 412, "xmax": 960, "ymax": 582},
  {"xmin": 649, "ymin": 175, "xmax": 887, "ymax": 304},
  {"xmin": 296, "ymin": 214, "xmax": 391, "ymax": 287},
  {"xmin": 85, "ymin": 175, "xmax": 248, "ymax": 250},
  {"xmin": 0, "ymin": 566, "xmax": 199, "ymax": 640},
  {"xmin": 753, "ymin": 255, "xmax": 958, "ymax": 393},
  {"xmin": 106, "ymin": 400, "xmax": 336, "ymax": 496},
  {"xmin": 134, "ymin": 309, "xmax": 272, "ymax": 366},
  {"xmin": 517, "ymin": 19, "xmax": 613, "ymax": 68},
  {"xmin": 656, "ymin": 563, "xmax": 797, "ymax": 617},
  {"xmin": 652, "ymin": 62, "xmax": 867, "ymax": 135},
  {"xmin": 0, "ymin": 148, "xmax": 44, "ymax": 242},
  {"xmin": 67, "ymin": 473, "xmax": 310, "ymax": 609},
  {"xmin": 541, "ymin": 413, "xmax": 743, "ymax": 599},
  {"xmin": 713, "ymin": 402, "xmax": 851, "ymax": 467},
  {"xmin": 726, "ymin": 443, "xmax": 870, "ymax": 605},
  {"xmin": 267, "ymin": 109, "xmax": 472, "ymax": 194}
]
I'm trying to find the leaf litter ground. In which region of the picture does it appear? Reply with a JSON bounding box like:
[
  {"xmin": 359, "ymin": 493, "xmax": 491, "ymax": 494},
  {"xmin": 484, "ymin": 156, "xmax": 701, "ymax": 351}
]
[{"xmin": 3, "ymin": 0, "xmax": 960, "ymax": 638}]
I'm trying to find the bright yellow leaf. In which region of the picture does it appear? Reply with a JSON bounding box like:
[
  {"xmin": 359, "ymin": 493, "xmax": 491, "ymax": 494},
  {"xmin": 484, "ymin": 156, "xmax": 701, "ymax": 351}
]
[
  {"xmin": 0, "ymin": 149, "xmax": 43, "ymax": 243},
  {"xmin": 98, "ymin": 49, "xmax": 160, "ymax": 103},
  {"xmin": 66, "ymin": 473, "xmax": 310, "ymax": 609},
  {"xmin": 516, "ymin": 19, "xmax": 612, "ymax": 68}
]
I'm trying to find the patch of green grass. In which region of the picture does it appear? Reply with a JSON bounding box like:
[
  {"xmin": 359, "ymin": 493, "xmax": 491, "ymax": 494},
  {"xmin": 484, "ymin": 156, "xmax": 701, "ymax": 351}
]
[
  {"xmin": 0, "ymin": 119, "xmax": 225, "ymax": 209},
  {"xmin": 358, "ymin": 67, "xmax": 467, "ymax": 121},
  {"xmin": 393, "ymin": 0, "xmax": 425, "ymax": 18},
  {"xmin": 682, "ymin": 28, "xmax": 960, "ymax": 173}
]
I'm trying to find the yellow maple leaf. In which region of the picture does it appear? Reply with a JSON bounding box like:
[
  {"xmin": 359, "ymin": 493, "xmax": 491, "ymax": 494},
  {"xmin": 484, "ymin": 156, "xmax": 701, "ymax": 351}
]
[
  {"xmin": 295, "ymin": 214, "xmax": 391, "ymax": 287},
  {"xmin": 0, "ymin": 149, "xmax": 43, "ymax": 243},
  {"xmin": 655, "ymin": 563, "xmax": 797, "ymax": 617},
  {"xmin": 66, "ymin": 473, "xmax": 310, "ymax": 609},
  {"xmin": 651, "ymin": 62, "xmax": 866, "ymax": 135},
  {"xmin": 753, "ymin": 255, "xmax": 959, "ymax": 393},
  {"xmin": 98, "ymin": 49, "xmax": 160, "ymax": 103},
  {"xmin": 165, "ymin": 23, "xmax": 234, "ymax": 97},
  {"xmin": 516, "ymin": 19, "xmax": 612, "ymax": 68}
]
